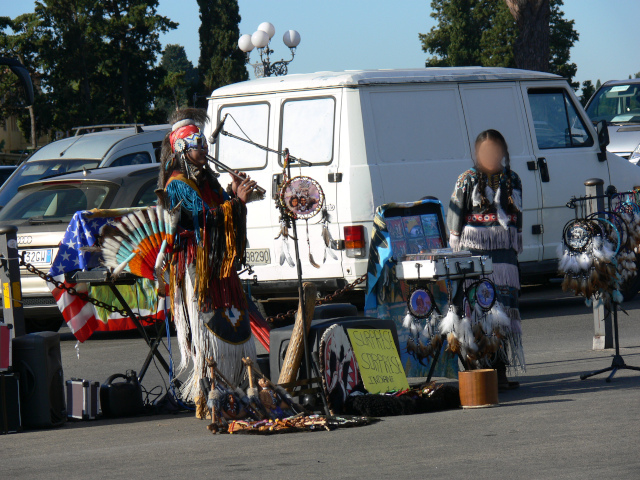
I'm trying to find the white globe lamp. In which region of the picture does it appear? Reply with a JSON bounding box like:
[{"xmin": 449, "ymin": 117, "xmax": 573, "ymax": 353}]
[
  {"xmin": 257, "ymin": 22, "xmax": 276, "ymax": 39},
  {"xmin": 238, "ymin": 34, "xmax": 254, "ymax": 53},
  {"xmin": 283, "ymin": 30, "xmax": 301, "ymax": 48},
  {"xmin": 251, "ymin": 30, "xmax": 270, "ymax": 49}
]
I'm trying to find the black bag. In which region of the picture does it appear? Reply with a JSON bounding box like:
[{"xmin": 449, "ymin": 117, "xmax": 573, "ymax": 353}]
[{"xmin": 100, "ymin": 371, "xmax": 143, "ymax": 418}]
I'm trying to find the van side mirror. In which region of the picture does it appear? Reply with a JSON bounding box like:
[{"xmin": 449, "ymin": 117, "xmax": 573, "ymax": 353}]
[{"xmin": 596, "ymin": 120, "xmax": 609, "ymax": 162}]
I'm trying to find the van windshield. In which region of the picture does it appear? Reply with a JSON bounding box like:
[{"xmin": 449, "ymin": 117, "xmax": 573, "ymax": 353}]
[
  {"xmin": 586, "ymin": 83, "xmax": 640, "ymax": 125},
  {"xmin": 0, "ymin": 159, "xmax": 100, "ymax": 208}
]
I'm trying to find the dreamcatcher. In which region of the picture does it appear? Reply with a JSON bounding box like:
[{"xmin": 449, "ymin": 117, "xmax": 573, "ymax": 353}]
[
  {"xmin": 275, "ymin": 149, "xmax": 325, "ymax": 268},
  {"xmin": 558, "ymin": 198, "xmax": 625, "ymax": 306},
  {"xmin": 403, "ymin": 285, "xmax": 443, "ymax": 367}
]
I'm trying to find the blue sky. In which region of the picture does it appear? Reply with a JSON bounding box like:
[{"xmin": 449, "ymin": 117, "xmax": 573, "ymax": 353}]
[{"xmin": 3, "ymin": 0, "xmax": 640, "ymax": 88}]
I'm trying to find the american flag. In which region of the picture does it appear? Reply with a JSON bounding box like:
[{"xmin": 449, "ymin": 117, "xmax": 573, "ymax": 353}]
[{"xmin": 47, "ymin": 209, "xmax": 166, "ymax": 342}]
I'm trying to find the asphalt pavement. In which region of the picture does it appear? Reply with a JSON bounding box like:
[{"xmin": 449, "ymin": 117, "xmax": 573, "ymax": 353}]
[{"xmin": 2, "ymin": 285, "xmax": 640, "ymax": 479}]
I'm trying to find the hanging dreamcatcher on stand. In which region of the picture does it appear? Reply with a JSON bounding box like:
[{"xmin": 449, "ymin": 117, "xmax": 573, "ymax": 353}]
[{"xmin": 275, "ymin": 149, "xmax": 326, "ymax": 269}]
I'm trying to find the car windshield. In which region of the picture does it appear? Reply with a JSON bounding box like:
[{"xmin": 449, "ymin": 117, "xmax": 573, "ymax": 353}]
[
  {"xmin": 586, "ymin": 83, "xmax": 640, "ymax": 125},
  {"xmin": 0, "ymin": 182, "xmax": 114, "ymax": 224},
  {"xmin": 0, "ymin": 159, "xmax": 100, "ymax": 208}
]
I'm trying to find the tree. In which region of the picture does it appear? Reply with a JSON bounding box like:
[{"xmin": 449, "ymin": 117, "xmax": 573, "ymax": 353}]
[
  {"xmin": 156, "ymin": 44, "xmax": 198, "ymax": 115},
  {"xmin": 595, "ymin": 79, "xmax": 601, "ymax": 90},
  {"xmin": 580, "ymin": 80, "xmax": 595, "ymax": 107},
  {"xmin": 547, "ymin": 0, "xmax": 579, "ymax": 89},
  {"xmin": 197, "ymin": 0, "xmax": 248, "ymax": 104},
  {"xmin": 96, "ymin": 1, "xmax": 177, "ymax": 123},
  {"xmin": 504, "ymin": 0, "xmax": 550, "ymax": 72},
  {"xmin": 420, "ymin": 0, "xmax": 579, "ymax": 87},
  {"xmin": 0, "ymin": 13, "xmax": 49, "ymax": 148}
]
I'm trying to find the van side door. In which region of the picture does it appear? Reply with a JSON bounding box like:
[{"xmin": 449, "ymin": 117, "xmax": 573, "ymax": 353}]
[
  {"xmin": 458, "ymin": 82, "xmax": 543, "ymax": 263},
  {"xmin": 519, "ymin": 83, "xmax": 609, "ymax": 260}
]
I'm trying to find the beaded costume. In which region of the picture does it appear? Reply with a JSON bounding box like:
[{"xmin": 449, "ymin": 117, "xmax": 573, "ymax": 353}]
[
  {"xmin": 447, "ymin": 167, "xmax": 525, "ymax": 371},
  {"xmin": 160, "ymin": 111, "xmax": 257, "ymax": 402}
]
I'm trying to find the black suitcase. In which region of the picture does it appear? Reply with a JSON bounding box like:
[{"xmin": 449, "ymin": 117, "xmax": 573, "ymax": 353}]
[
  {"xmin": 0, "ymin": 372, "xmax": 22, "ymax": 434},
  {"xmin": 100, "ymin": 372, "xmax": 143, "ymax": 418},
  {"xmin": 12, "ymin": 332, "xmax": 66, "ymax": 428}
]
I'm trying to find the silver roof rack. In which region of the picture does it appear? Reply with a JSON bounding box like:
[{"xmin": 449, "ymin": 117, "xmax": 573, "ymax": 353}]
[{"xmin": 72, "ymin": 124, "xmax": 145, "ymax": 136}]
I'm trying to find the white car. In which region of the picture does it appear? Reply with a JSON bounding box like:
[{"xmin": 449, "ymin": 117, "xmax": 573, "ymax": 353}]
[{"xmin": 0, "ymin": 124, "xmax": 169, "ymax": 209}]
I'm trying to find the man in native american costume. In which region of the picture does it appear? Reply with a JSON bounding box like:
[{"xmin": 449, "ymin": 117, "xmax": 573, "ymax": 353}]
[{"xmin": 158, "ymin": 108, "xmax": 260, "ymax": 404}]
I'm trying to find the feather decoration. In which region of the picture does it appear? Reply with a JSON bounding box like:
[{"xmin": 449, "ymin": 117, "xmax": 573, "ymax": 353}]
[
  {"xmin": 511, "ymin": 188, "xmax": 522, "ymax": 212},
  {"xmin": 494, "ymin": 185, "xmax": 509, "ymax": 229},
  {"xmin": 459, "ymin": 315, "xmax": 477, "ymax": 352},
  {"xmin": 472, "ymin": 184, "xmax": 483, "ymax": 207},
  {"xmin": 577, "ymin": 252, "xmax": 592, "ymax": 271},
  {"xmin": 402, "ymin": 312, "xmax": 414, "ymax": 330},
  {"xmin": 489, "ymin": 302, "xmax": 511, "ymax": 334},
  {"xmin": 439, "ymin": 306, "xmax": 459, "ymax": 335},
  {"xmin": 101, "ymin": 205, "xmax": 180, "ymax": 288}
]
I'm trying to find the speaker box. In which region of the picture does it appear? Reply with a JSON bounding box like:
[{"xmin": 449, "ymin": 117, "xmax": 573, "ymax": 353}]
[
  {"xmin": 269, "ymin": 316, "xmax": 400, "ymax": 384},
  {"xmin": 0, "ymin": 372, "xmax": 22, "ymax": 434},
  {"xmin": 12, "ymin": 332, "xmax": 66, "ymax": 428}
]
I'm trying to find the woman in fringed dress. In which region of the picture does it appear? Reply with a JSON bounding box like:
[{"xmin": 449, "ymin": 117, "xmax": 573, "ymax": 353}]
[
  {"xmin": 447, "ymin": 129, "xmax": 525, "ymax": 389},
  {"xmin": 158, "ymin": 108, "xmax": 259, "ymax": 408}
]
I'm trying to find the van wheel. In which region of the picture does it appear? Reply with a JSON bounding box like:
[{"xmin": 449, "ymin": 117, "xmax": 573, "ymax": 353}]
[{"xmin": 25, "ymin": 316, "xmax": 64, "ymax": 333}]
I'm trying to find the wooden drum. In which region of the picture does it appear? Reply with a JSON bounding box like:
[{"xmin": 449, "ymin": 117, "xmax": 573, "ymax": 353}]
[{"xmin": 458, "ymin": 369, "xmax": 499, "ymax": 408}]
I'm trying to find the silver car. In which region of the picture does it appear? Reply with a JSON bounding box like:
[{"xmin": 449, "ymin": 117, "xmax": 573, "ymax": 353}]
[
  {"xmin": 585, "ymin": 78, "xmax": 640, "ymax": 162},
  {"xmin": 0, "ymin": 164, "xmax": 161, "ymax": 332}
]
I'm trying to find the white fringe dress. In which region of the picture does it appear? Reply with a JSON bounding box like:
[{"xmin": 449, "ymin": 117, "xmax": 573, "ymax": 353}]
[{"xmin": 447, "ymin": 167, "xmax": 525, "ymax": 371}]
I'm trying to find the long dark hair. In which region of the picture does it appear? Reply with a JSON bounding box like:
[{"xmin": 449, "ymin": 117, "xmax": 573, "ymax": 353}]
[{"xmin": 474, "ymin": 129, "xmax": 515, "ymax": 212}]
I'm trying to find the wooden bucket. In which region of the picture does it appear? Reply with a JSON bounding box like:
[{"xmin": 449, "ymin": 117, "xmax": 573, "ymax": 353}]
[{"xmin": 458, "ymin": 369, "xmax": 499, "ymax": 408}]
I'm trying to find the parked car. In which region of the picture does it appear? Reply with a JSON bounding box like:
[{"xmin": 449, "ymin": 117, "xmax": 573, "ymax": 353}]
[
  {"xmin": 205, "ymin": 67, "xmax": 640, "ymax": 299},
  {"xmin": 0, "ymin": 166, "xmax": 17, "ymax": 186},
  {"xmin": 0, "ymin": 124, "xmax": 169, "ymax": 209},
  {"xmin": 585, "ymin": 78, "xmax": 640, "ymax": 162},
  {"xmin": 0, "ymin": 164, "xmax": 162, "ymax": 332}
]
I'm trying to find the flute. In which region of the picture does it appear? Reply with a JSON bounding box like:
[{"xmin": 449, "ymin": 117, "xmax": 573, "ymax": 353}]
[{"xmin": 205, "ymin": 154, "xmax": 266, "ymax": 196}]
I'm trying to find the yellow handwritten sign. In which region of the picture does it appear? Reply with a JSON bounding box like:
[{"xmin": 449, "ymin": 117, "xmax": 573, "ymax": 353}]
[{"xmin": 347, "ymin": 328, "xmax": 409, "ymax": 394}]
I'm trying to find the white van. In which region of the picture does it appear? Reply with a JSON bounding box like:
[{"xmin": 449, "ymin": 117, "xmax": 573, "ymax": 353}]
[{"xmin": 205, "ymin": 67, "xmax": 640, "ymax": 300}]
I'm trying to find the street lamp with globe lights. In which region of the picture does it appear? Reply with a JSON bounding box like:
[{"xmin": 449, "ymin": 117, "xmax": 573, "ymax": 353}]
[{"xmin": 238, "ymin": 22, "xmax": 301, "ymax": 78}]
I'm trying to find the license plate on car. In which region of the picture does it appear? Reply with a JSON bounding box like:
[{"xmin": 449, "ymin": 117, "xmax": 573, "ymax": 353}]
[
  {"xmin": 246, "ymin": 248, "xmax": 271, "ymax": 266},
  {"xmin": 21, "ymin": 248, "xmax": 54, "ymax": 266}
]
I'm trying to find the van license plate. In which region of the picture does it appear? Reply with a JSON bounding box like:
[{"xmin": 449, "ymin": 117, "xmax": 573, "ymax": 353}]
[
  {"xmin": 246, "ymin": 248, "xmax": 271, "ymax": 265},
  {"xmin": 21, "ymin": 249, "xmax": 54, "ymax": 266}
]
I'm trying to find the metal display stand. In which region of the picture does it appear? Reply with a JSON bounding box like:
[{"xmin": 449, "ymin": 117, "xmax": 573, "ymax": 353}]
[
  {"xmin": 67, "ymin": 269, "xmax": 171, "ymax": 384},
  {"xmin": 566, "ymin": 183, "xmax": 640, "ymax": 382},
  {"xmin": 397, "ymin": 255, "xmax": 490, "ymax": 381}
]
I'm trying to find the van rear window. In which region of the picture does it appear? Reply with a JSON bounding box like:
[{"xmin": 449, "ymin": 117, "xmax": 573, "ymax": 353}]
[{"xmin": 281, "ymin": 97, "xmax": 335, "ymax": 165}]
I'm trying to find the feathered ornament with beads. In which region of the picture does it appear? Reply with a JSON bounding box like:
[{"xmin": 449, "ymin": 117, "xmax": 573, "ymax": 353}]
[{"xmin": 100, "ymin": 192, "xmax": 180, "ymax": 293}]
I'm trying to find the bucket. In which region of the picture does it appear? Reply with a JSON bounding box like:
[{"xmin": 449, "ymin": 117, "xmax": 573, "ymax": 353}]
[{"xmin": 458, "ymin": 369, "xmax": 499, "ymax": 408}]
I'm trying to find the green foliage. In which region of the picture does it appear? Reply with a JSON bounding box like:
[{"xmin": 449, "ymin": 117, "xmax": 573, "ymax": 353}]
[
  {"xmin": 156, "ymin": 44, "xmax": 199, "ymax": 115},
  {"xmin": 420, "ymin": 0, "xmax": 579, "ymax": 88},
  {"xmin": 580, "ymin": 80, "xmax": 595, "ymax": 107},
  {"xmin": 0, "ymin": 13, "xmax": 50, "ymax": 143},
  {"xmin": 197, "ymin": 0, "xmax": 248, "ymax": 103},
  {"xmin": 0, "ymin": 1, "xmax": 177, "ymax": 136}
]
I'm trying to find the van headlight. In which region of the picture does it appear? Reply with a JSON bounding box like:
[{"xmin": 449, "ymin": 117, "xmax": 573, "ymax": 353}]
[{"xmin": 631, "ymin": 142, "xmax": 640, "ymax": 164}]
